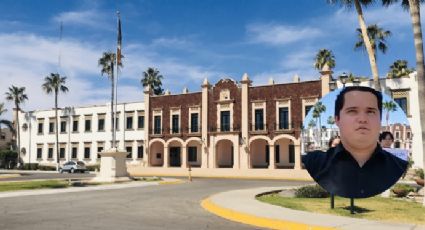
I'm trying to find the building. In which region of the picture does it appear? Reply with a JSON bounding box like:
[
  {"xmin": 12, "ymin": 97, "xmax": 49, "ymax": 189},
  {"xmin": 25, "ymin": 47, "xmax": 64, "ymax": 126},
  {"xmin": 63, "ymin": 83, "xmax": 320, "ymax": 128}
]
[{"xmin": 0, "ymin": 128, "xmax": 13, "ymax": 150}]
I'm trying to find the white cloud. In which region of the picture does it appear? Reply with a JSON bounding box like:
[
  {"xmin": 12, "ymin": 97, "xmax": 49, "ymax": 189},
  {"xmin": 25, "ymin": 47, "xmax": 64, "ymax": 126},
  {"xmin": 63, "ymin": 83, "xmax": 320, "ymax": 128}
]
[
  {"xmin": 53, "ymin": 10, "xmax": 110, "ymax": 30},
  {"xmin": 246, "ymin": 23, "xmax": 324, "ymax": 46}
]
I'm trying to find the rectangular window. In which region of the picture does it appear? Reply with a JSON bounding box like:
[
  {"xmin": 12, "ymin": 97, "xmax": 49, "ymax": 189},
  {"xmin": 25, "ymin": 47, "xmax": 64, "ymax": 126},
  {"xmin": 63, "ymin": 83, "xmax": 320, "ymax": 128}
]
[
  {"xmin": 84, "ymin": 147, "xmax": 90, "ymax": 159},
  {"xmin": 188, "ymin": 146, "xmax": 197, "ymax": 162},
  {"xmin": 305, "ymin": 105, "xmax": 313, "ymax": 117},
  {"xmin": 220, "ymin": 111, "xmax": 230, "ymax": 131},
  {"xmin": 289, "ymin": 144, "xmax": 295, "ymax": 163},
  {"xmin": 137, "ymin": 146, "xmax": 143, "ymax": 159},
  {"xmin": 255, "ymin": 109, "xmax": 264, "ymax": 130},
  {"xmin": 407, "ymin": 132, "xmax": 411, "ymax": 139},
  {"xmin": 275, "ymin": 145, "xmax": 280, "ymax": 163},
  {"xmin": 60, "ymin": 121, "xmax": 66, "ymax": 133},
  {"xmin": 72, "ymin": 147, "xmax": 78, "ymax": 159},
  {"xmin": 49, "ymin": 122, "xmax": 54, "ymax": 133},
  {"xmin": 172, "ymin": 115, "xmax": 179, "ymax": 133},
  {"xmin": 394, "ymin": 97, "xmax": 408, "ymax": 115},
  {"xmin": 126, "ymin": 146, "xmax": 132, "ymax": 158},
  {"xmin": 279, "ymin": 107, "xmax": 289, "ymax": 129},
  {"xmin": 72, "ymin": 120, "xmax": 79, "ymax": 132},
  {"xmin": 190, "ymin": 113, "xmax": 199, "ymax": 133},
  {"xmin": 138, "ymin": 115, "xmax": 144, "ymax": 129},
  {"xmin": 37, "ymin": 147, "xmax": 42, "ymax": 159},
  {"xmin": 59, "ymin": 147, "xmax": 65, "ymax": 159},
  {"xmin": 126, "ymin": 115, "xmax": 133, "ymax": 130},
  {"xmin": 85, "ymin": 119, "xmax": 91, "ymax": 132},
  {"xmin": 115, "ymin": 116, "xmax": 120, "ymax": 131},
  {"xmin": 48, "ymin": 147, "xmax": 53, "ymax": 159},
  {"xmin": 38, "ymin": 123, "xmax": 43, "ymax": 134},
  {"xmin": 154, "ymin": 116, "xmax": 161, "ymax": 134},
  {"xmin": 97, "ymin": 146, "xmax": 103, "ymax": 159},
  {"xmin": 395, "ymin": 132, "xmax": 400, "ymax": 139},
  {"xmin": 98, "ymin": 118, "xmax": 105, "ymax": 131}
]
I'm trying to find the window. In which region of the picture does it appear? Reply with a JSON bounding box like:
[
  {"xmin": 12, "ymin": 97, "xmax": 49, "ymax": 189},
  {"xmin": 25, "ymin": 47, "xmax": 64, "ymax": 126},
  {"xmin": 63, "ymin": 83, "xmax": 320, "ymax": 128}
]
[
  {"xmin": 138, "ymin": 115, "xmax": 144, "ymax": 129},
  {"xmin": 98, "ymin": 118, "xmax": 105, "ymax": 131},
  {"xmin": 37, "ymin": 147, "xmax": 42, "ymax": 159},
  {"xmin": 395, "ymin": 141, "xmax": 401, "ymax": 148},
  {"xmin": 220, "ymin": 111, "xmax": 230, "ymax": 131},
  {"xmin": 85, "ymin": 119, "xmax": 91, "ymax": 132},
  {"xmin": 394, "ymin": 97, "xmax": 408, "ymax": 115},
  {"xmin": 72, "ymin": 120, "xmax": 79, "ymax": 132},
  {"xmin": 71, "ymin": 147, "xmax": 78, "ymax": 159},
  {"xmin": 289, "ymin": 144, "xmax": 295, "ymax": 163},
  {"xmin": 305, "ymin": 105, "xmax": 313, "ymax": 117},
  {"xmin": 0, "ymin": 133, "xmax": 5, "ymax": 140},
  {"xmin": 126, "ymin": 146, "xmax": 132, "ymax": 158},
  {"xmin": 84, "ymin": 147, "xmax": 90, "ymax": 159},
  {"xmin": 172, "ymin": 115, "xmax": 179, "ymax": 133},
  {"xmin": 48, "ymin": 147, "xmax": 53, "ymax": 159},
  {"xmin": 60, "ymin": 121, "xmax": 66, "ymax": 133},
  {"xmin": 97, "ymin": 146, "xmax": 104, "ymax": 159},
  {"xmin": 265, "ymin": 145, "xmax": 270, "ymax": 165},
  {"xmin": 255, "ymin": 109, "xmax": 264, "ymax": 130},
  {"xmin": 137, "ymin": 146, "xmax": 143, "ymax": 159},
  {"xmin": 188, "ymin": 147, "xmax": 197, "ymax": 162},
  {"xmin": 275, "ymin": 145, "xmax": 280, "ymax": 163},
  {"xmin": 126, "ymin": 115, "xmax": 133, "ymax": 130},
  {"xmin": 38, "ymin": 122, "xmax": 44, "ymax": 134},
  {"xmin": 190, "ymin": 113, "xmax": 199, "ymax": 133},
  {"xmin": 49, "ymin": 122, "xmax": 54, "ymax": 133},
  {"xmin": 59, "ymin": 147, "xmax": 65, "ymax": 159},
  {"xmin": 279, "ymin": 107, "xmax": 289, "ymax": 129},
  {"xmin": 395, "ymin": 132, "xmax": 400, "ymax": 139},
  {"xmin": 407, "ymin": 132, "xmax": 411, "ymax": 139},
  {"xmin": 156, "ymin": 153, "xmax": 161, "ymax": 159},
  {"xmin": 115, "ymin": 117, "xmax": 120, "ymax": 130},
  {"xmin": 154, "ymin": 116, "xmax": 161, "ymax": 134}
]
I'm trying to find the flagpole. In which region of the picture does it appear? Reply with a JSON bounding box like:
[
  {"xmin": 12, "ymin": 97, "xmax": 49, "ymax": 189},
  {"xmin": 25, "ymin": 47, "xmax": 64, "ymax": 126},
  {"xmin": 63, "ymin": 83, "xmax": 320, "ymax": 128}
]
[{"xmin": 114, "ymin": 11, "xmax": 121, "ymax": 149}]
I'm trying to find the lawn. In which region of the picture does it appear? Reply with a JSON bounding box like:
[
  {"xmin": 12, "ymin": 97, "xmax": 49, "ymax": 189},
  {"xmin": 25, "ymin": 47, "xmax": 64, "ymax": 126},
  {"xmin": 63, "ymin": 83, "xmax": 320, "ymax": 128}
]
[
  {"xmin": 0, "ymin": 180, "xmax": 69, "ymax": 192},
  {"xmin": 257, "ymin": 193, "xmax": 425, "ymax": 225}
]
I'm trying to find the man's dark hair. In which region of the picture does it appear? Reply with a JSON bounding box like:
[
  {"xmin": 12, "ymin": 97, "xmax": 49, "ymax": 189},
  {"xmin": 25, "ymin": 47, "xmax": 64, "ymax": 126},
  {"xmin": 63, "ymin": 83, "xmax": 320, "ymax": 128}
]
[
  {"xmin": 334, "ymin": 86, "xmax": 382, "ymax": 119},
  {"xmin": 379, "ymin": 131, "xmax": 394, "ymax": 142}
]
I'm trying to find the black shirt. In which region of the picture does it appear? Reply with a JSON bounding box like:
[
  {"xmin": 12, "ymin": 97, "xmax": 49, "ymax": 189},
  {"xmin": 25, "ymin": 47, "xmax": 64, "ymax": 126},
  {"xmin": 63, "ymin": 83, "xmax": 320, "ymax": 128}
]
[{"xmin": 302, "ymin": 144, "xmax": 408, "ymax": 198}]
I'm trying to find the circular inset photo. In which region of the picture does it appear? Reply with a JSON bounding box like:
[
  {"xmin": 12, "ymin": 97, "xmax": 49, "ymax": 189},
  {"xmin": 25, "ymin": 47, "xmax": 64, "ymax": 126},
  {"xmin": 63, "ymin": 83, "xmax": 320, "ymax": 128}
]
[{"xmin": 301, "ymin": 86, "xmax": 409, "ymax": 198}]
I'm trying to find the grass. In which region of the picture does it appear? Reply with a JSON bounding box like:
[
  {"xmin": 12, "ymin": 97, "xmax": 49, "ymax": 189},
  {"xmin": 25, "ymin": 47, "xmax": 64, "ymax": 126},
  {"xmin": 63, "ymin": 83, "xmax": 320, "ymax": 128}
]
[
  {"xmin": 257, "ymin": 193, "xmax": 425, "ymax": 225},
  {"xmin": 0, "ymin": 180, "xmax": 69, "ymax": 192}
]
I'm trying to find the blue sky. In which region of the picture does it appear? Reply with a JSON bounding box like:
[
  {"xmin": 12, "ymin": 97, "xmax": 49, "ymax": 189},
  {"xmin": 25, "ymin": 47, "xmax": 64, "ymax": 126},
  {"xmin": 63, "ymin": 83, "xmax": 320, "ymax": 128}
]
[{"xmin": 0, "ymin": 0, "xmax": 421, "ymax": 119}]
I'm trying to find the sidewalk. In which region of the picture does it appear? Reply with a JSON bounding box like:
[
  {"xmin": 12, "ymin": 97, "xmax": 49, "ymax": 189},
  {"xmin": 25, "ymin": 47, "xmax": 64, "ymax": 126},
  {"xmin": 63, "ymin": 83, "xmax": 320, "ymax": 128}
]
[{"xmin": 202, "ymin": 187, "xmax": 425, "ymax": 230}]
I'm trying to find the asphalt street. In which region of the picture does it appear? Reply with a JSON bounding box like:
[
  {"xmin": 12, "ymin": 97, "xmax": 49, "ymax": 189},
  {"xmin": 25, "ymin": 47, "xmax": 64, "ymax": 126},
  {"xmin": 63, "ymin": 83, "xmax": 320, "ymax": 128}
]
[{"xmin": 0, "ymin": 178, "xmax": 309, "ymax": 230}]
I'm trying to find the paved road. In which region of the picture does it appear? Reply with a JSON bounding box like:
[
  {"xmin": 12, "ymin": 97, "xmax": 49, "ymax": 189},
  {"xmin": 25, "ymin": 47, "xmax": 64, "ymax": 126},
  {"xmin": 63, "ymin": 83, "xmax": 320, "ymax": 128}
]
[
  {"xmin": 0, "ymin": 171, "xmax": 95, "ymax": 181},
  {"xmin": 0, "ymin": 178, "xmax": 309, "ymax": 230}
]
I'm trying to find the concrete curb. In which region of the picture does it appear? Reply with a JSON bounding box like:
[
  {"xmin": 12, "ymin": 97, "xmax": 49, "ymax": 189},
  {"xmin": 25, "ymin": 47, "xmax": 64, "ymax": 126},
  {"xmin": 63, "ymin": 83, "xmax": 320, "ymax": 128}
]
[{"xmin": 201, "ymin": 187, "xmax": 424, "ymax": 230}]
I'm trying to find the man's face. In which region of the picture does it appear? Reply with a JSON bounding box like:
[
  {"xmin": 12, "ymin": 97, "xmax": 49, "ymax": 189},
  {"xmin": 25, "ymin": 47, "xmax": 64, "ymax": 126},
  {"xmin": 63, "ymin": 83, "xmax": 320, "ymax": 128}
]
[{"xmin": 335, "ymin": 91, "xmax": 381, "ymax": 151}]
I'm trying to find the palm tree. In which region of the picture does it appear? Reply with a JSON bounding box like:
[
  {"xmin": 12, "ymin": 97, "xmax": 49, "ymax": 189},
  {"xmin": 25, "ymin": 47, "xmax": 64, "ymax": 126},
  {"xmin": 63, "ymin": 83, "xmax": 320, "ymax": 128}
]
[
  {"xmin": 5, "ymin": 86, "xmax": 28, "ymax": 167},
  {"xmin": 42, "ymin": 73, "xmax": 68, "ymax": 171},
  {"xmin": 141, "ymin": 67, "xmax": 164, "ymax": 95},
  {"xmin": 99, "ymin": 52, "xmax": 122, "ymax": 148},
  {"xmin": 327, "ymin": 0, "xmax": 381, "ymax": 91},
  {"xmin": 314, "ymin": 49, "xmax": 336, "ymax": 71},
  {"xmin": 313, "ymin": 102, "xmax": 326, "ymax": 148},
  {"xmin": 383, "ymin": 101, "xmax": 398, "ymax": 130},
  {"xmin": 354, "ymin": 24, "xmax": 391, "ymax": 61},
  {"xmin": 327, "ymin": 116, "xmax": 335, "ymax": 129},
  {"xmin": 0, "ymin": 103, "xmax": 14, "ymax": 135},
  {"xmin": 387, "ymin": 60, "xmax": 414, "ymax": 78}
]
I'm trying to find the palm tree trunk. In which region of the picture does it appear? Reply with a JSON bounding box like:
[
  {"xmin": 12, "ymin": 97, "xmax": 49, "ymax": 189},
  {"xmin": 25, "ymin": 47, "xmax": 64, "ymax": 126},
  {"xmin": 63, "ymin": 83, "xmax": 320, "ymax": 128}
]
[
  {"xmin": 354, "ymin": 0, "xmax": 381, "ymax": 91},
  {"xmin": 55, "ymin": 91, "xmax": 59, "ymax": 171},
  {"xmin": 15, "ymin": 103, "xmax": 20, "ymax": 168},
  {"xmin": 111, "ymin": 63, "xmax": 115, "ymax": 148},
  {"xmin": 408, "ymin": 0, "xmax": 425, "ymax": 206}
]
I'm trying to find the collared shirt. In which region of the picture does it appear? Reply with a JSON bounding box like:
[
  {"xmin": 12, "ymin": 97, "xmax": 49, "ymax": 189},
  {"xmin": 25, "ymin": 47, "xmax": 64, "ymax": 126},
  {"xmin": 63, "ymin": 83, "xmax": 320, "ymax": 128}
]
[{"xmin": 302, "ymin": 144, "xmax": 408, "ymax": 198}]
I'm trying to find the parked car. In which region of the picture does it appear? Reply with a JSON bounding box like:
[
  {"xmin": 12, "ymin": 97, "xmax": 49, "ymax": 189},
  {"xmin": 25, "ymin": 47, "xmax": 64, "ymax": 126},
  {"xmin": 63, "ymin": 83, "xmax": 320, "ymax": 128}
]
[{"xmin": 59, "ymin": 161, "xmax": 87, "ymax": 173}]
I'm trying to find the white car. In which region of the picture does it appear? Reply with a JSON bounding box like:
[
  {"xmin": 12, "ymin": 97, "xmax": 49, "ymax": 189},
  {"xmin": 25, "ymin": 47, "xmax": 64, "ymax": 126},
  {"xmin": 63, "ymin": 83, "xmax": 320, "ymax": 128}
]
[{"xmin": 59, "ymin": 161, "xmax": 87, "ymax": 173}]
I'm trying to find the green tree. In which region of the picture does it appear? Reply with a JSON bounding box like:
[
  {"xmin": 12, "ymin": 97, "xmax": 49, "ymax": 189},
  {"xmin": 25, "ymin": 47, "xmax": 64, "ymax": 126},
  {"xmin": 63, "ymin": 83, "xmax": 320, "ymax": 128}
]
[
  {"xmin": 0, "ymin": 103, "xmax": 14, "ymax": 135},
  {"xmin": 383, "ymin": 101, "xmax": 398, "ymax": 130},
  {"xmin": 354, "ymin": 24, "xmax": 391, "ymax": 60},
  {"xmin": 5, "ymin": 86, "xmax": 28, "ymax": 167},
  {"xmin": 327, "ymin": 116, "xmax": 335, "ymax": 130},
  {"xmin": 328, "ymin": 0, "xmax": 381, "ymax": 91},
  {"xmin": 42, "ymin": 73, "xmax": 68, "ymax": 171},
  {"xmin": 314, "ymin": 49, "xmax": 336, "ymax": 70},
  {"xmin": 99, "ymin": 52, "xmax": 122, "ymax": 147},
  {"xmin": 387, "ymin": 60, "xmax": 414, "ymax": 78},
  {"xmin": 141, "ymin": 67, "xmax": 164, "ymax": 95},
  {"xmin": 313, "ymin": 102, "xmax": 326, "ymax": 148}
]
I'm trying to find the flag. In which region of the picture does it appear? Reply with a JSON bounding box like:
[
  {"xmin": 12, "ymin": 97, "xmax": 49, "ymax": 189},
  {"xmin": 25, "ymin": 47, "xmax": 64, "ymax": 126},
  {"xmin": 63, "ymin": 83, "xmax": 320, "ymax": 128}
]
[{"xmin": 117, "ymin": 12, "xmax": 122, "ymax": 66}]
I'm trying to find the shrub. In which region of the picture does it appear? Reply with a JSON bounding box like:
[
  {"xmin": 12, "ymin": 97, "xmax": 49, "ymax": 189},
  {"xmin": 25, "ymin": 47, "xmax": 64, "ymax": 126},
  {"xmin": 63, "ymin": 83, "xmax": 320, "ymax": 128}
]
[
  {"xmin": 38, "ymin": 165, "xmax": 57, "ymax": 171},
  {"xmin": 295, "ymin": 184, "xmax": 330, "ymax": 198},
  {"xmin": 391, "ymin": 184, "xmax": 415, "ymax": 197},
  {"xmin": 86, "ymin": 164, "xmax": 100, "ymax": 172},
  {"xmin": 415, "ymin": 168, "xmax": 424, "ymax": 180},
  {"xmin": 22, "ymin": 163, "xmax": 39, "ymax": 170}
]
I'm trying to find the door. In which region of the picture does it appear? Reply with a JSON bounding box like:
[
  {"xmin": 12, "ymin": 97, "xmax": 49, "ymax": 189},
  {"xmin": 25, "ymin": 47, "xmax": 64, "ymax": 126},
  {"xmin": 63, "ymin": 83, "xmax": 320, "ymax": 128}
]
[{"xmin": 169, "ymin": 147, "xmax": 181, "ymax": 167}]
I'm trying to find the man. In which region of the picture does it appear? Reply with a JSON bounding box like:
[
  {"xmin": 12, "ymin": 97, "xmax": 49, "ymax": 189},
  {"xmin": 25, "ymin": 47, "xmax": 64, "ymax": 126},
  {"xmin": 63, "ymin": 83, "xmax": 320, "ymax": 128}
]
[
  {"xmin": 302, "ymin": 86, "xmax": 407, "ymax": 198},
  {"xmin": 379, "ymin": 131, "xmax": 409, "ymax": 161}
]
